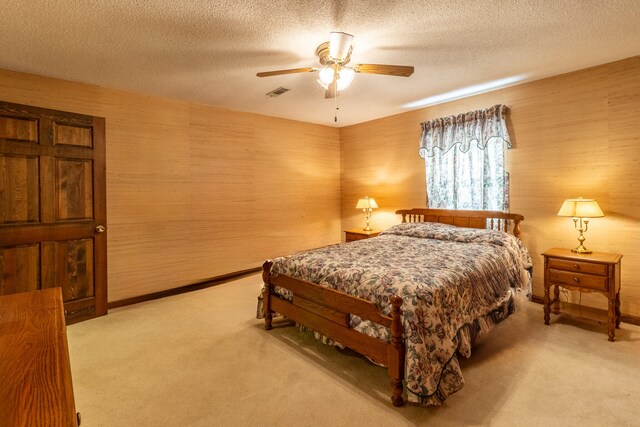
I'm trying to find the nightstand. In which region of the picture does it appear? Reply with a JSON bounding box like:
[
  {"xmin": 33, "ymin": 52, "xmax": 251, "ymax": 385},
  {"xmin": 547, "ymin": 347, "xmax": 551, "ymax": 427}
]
[
  {"xmin": 542, "ymin": 248, "xmax": 622, "ymax": 341},
  {"xmin": 344, "ymin": 229, "xmax": 380, "ymax": 242}
]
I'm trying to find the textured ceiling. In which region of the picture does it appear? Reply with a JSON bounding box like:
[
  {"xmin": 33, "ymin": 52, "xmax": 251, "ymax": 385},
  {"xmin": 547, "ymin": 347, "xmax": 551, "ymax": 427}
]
[{"xmin": 1, "ymin": 0, "xmax": 640, "ymax": 126}]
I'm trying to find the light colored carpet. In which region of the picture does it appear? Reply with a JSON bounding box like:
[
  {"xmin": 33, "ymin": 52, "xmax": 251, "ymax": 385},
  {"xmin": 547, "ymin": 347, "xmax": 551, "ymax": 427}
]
[{"xmin": 67, "ymin": 274, "xmax": 640, "ymax": 426}]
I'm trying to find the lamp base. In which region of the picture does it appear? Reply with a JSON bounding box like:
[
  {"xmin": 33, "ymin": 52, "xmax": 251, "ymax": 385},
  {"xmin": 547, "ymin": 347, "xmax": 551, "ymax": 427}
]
[
  {"xmin": 362, "ymin": 210, "xmax": 373, "ymax": 231},
  {"xmin": 571, "ymin": 245, "xmax": 592, "ymax": 254},
  {"xmin": 572, "ymin": 225, "xmax": 592, "ymax": 254}
]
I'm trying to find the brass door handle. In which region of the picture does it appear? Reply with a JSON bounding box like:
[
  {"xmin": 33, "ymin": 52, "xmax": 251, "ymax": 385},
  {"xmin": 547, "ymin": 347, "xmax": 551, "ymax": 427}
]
[{"xmin": 95, "ymin": 225, "xmax": 106, "ymax": 233}]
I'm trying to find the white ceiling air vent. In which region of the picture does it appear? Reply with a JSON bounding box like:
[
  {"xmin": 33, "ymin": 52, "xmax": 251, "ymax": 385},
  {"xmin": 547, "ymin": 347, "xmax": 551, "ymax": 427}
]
[{"xmin": 266, "ymin": 87, "xmax": 290, "ymax": 97}]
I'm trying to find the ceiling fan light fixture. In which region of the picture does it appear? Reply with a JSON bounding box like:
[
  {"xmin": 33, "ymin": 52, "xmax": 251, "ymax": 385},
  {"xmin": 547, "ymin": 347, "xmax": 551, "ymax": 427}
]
[
  {"xmin": 318, "ymin": 67, "xmax": 355, "ymax": 91},
  {"xmin": 337, "ymin": 67, "xmax": 355, "ymax": 90},
  {"xmin": 318, "ymin": 66, "xmax": 336, "ymax": 85},
  {"xmin": 256, "ymin": 31, "xmax": 414, "ymax": 105},
  {"xmin": 336, "ymin": 80, "xmax": 349, "ymax": 91},
  {"xmin": 329, "ymin": 32, "xmax": 354, "ymax": 61}
]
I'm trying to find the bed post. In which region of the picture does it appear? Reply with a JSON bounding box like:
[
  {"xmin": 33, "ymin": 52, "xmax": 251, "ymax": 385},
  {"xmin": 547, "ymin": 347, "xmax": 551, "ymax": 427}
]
[
  {"xmin": 389, "ymin": 295, "xmax": 405, "ymax": 406},
  {"xmin": 262, "ymin": 260, "xmax": 273, "ymax": 330},
  {"xmin": 513, "ymin": 219, "xmax": 521, "ymax": 238}
]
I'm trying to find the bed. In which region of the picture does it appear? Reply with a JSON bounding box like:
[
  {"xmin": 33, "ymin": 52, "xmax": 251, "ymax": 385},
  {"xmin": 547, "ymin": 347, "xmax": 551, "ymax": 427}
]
[{"xmin": 260, "ymin": 208, "xmax": 531, "ymax": 406}]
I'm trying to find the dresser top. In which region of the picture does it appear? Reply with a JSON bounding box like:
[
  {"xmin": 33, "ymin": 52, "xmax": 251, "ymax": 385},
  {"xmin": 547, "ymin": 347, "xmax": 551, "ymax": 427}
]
[{"xmin": 542, "ymin": 247, "xmax": 622, "ymax": 264}]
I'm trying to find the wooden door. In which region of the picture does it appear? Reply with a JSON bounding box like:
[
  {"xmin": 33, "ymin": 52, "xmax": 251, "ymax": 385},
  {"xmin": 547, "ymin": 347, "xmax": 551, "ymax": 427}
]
[{"xmin": 0, "ymin": 101, "xmax": 106, "ymax": 323}]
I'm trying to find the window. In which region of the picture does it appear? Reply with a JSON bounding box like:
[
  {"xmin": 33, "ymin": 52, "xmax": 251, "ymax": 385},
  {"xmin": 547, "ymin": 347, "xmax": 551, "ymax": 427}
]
[{"xmin": 419, "ymin": 104, "xmax": 511, "ymax": 211}]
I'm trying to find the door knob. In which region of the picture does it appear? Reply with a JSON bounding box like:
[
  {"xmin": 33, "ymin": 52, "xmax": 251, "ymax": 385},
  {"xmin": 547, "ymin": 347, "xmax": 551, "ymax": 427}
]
[{"xmin": 95, "ymin": 225, "xmax": 106, "ymax": 233}]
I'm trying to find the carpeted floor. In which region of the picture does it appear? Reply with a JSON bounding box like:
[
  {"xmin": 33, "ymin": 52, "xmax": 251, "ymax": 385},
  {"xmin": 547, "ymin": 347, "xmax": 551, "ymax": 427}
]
[{"xmin": 67, "ymin": 274, "xmax": 640, "ymax": 426}]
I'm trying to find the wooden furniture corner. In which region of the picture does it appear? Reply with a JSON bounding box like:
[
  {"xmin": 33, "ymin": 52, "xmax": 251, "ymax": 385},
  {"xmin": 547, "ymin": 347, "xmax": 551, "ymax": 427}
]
[
  {"xmin": 542, "ymin": 248, "xmax": 623, "ymax": 341},
  {"xmin": 0, "ymin": 288, "xmax": 80, "ymax": 426}
]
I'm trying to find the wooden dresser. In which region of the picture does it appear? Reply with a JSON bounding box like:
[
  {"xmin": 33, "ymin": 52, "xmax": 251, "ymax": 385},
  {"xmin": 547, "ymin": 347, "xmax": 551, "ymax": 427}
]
[
  {"xmin": 542, "ymin": 248, "xmax": 622, "ymax": 341},
  {"xmin": 0, "ymin": 288, "xmax": 80, "ymax": 426}
]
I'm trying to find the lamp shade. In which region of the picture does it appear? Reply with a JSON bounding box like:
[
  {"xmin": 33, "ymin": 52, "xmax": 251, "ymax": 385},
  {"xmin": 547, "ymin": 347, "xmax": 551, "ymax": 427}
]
[
  {"xmin": 318, "ymin": 67, "xmax": 335, "ymax": 85},
  {"xmin": 557, "ymin": 198, "xmax": 604, "ymax": 218},
  {"xmin": 356, "ymin": 197, "xmax": 378, "ymax": 209},
  {"xmin": 336, "ymin": 67, "xmax": 355, "ymax": 90}
]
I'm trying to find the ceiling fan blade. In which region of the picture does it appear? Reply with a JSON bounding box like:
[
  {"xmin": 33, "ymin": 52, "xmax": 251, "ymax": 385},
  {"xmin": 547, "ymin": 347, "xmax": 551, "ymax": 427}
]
[
  {"xmin": 325, "ymin": 81, "xmax": 338, "ymax": 99},
  {"xmin": 256, "ymin": 67, "xmax": 316, "ymax": 77},
  {"xmin": 354, "ymin": 64, "xmax": 414, "ymax": 77},
  {"xmin": 329, "ymin": 32, "xmax": 354, "ymax": 61}
]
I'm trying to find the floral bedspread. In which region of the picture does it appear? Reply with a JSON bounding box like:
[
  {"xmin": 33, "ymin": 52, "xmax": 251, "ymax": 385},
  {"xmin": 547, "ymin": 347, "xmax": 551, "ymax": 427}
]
[{"xmin": 265, "ymin": 222, "xmax": 532, "ymax": 405}]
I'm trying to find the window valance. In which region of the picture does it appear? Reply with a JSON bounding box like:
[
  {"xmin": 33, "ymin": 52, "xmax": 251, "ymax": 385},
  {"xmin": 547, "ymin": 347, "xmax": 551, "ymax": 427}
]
[{"xmin": 419, "ymin": 104, "xmax": 511, "ymax": 158}]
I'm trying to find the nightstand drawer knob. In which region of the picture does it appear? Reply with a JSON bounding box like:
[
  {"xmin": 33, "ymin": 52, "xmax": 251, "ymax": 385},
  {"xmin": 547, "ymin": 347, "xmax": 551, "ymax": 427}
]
[
  {"xmin": 573, "ymin": 264, "xmax": 579, "ymax": 269},
  {"xmin": 573, "ymin": 277, "xmax": 580, "ymax": 283}
]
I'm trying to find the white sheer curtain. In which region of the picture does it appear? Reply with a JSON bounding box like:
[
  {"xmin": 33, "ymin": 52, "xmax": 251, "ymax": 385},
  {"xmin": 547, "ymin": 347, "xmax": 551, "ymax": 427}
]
[{"xmin": 419, "ymin": 104, "xmax": 512, "ymax": 211}]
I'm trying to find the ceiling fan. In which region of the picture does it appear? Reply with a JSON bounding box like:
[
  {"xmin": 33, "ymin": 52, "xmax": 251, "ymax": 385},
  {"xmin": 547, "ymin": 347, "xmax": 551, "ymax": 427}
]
[{"xmin": 257, "ymin": 32, "xmax": 414, "ymax": 99}]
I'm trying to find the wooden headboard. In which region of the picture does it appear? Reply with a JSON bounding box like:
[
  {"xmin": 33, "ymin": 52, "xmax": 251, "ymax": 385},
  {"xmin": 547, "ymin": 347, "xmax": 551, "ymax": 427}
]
[{"xmin": 395, "ymin": 208, "xmax": 524, "ymax": 238}]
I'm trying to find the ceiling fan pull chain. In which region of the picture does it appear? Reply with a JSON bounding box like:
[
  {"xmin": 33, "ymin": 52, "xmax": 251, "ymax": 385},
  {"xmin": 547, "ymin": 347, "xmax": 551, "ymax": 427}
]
[{"xmin": 334, "ymin": 80, "xmax": 339, "ymax": 122}]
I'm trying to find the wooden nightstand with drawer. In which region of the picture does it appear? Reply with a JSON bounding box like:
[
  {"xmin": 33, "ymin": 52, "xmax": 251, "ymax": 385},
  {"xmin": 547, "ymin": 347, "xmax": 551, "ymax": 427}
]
[
  {"xmin": 542, "ymin": 248, "xmax": 622, "ymax": 341},
  {"xmin": 344, "ymin": 229, "xmax": 380, "ymax": 242}
]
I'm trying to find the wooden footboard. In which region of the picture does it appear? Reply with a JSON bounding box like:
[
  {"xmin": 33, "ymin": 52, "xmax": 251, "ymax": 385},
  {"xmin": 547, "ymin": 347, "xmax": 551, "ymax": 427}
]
[{"xmin": 262, "ymin": 261, "xmax": 405, "ymax": 406}]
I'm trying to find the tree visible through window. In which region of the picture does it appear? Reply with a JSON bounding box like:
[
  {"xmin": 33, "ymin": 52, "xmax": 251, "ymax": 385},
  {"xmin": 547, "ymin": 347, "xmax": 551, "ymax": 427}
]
[{"xmin": 419, "ymin": 104, "xmax": 511, "ymax": 211}]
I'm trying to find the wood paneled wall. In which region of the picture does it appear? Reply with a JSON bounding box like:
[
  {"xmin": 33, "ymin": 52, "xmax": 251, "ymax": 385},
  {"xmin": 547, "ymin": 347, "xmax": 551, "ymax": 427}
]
[
  {"xmin": 1, "ymin": 56, "xmax": 638, "ymax": 317},
  {"xmin": 341, "ymin": 56, "xmax": 640, "ymax": 318},
  {"xmin": 0, "ymin": 69, "xmax": 341, "ymax": 302}
]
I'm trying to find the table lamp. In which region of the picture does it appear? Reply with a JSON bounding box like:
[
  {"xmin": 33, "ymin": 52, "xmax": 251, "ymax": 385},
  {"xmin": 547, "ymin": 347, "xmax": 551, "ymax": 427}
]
[
  {"xmin": 356, "ymin": 196, "xmax": 378, "ymax": 231},
  {"xmin": 557, "ymin": 197, "xmax": 604, "ymax": 254}
]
